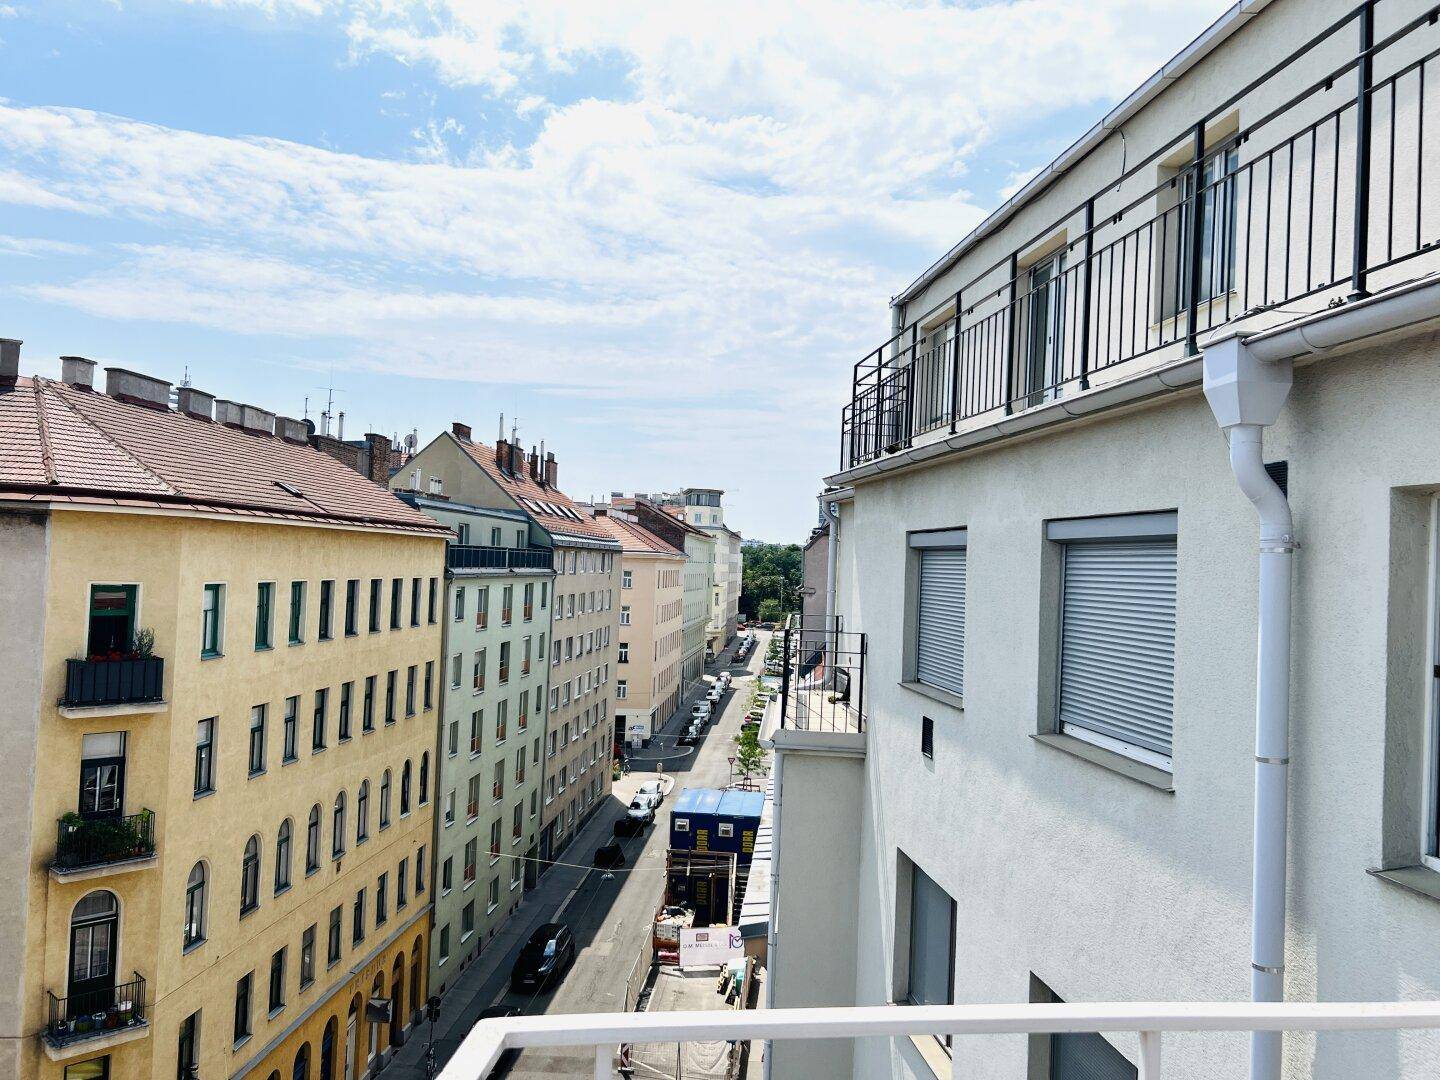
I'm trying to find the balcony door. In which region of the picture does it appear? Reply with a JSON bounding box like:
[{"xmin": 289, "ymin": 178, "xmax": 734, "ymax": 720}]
[
  {"xmin": 79, "ymin": 732, "xmax": 126, "ymax": 821},
  {"xmin": 68, "ymin": 890, "xmax": 118, "ymax": 1014},
  {"xmin": 86, "ymin": 585, "xmax": 137, "ymax": 657},
  {"xmin": 1024, "ymin": 253, "xmax": 1066, "ymax": 407}
]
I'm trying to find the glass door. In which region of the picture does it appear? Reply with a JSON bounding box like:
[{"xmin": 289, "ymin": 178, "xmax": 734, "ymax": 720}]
[
  {"xmin": 86, "ymin": 585, "xmax": 137, "ymax": 657},
  {"xmin": 68, "ymin": 891, "xmax": 118, "ymax": 1016},
  {"xmin": 79, "ymin": 733, "xmax": 126, "ymax": 820},
  {"xmin": 1025, "ymin": 253, "xmax": 1066, "ymax": 406}
]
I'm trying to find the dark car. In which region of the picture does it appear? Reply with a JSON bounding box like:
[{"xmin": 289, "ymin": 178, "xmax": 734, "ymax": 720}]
[
  {"xmin": 474, "ymin": 1006, "xmax": 520, "ymax": 1076},
  {"xmin": 614, "ymin": 815, "xmax": 645, "ymax": 837},
  {"xmin": 510, "ymin": 923, "xmax": 576, "ymax": 992}
]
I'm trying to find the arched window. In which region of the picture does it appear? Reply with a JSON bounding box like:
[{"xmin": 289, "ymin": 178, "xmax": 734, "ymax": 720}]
[
  {"xmin": 306, "ymin": 805, "xmax": 321, "ymax": 873},
  {"xmin": 292, "ymin": 1041, "xmax": 311, "ymax": 1080},
  {"xmin": 380, "ymin": 770, "xmax": 392, "ymax": 829},
  {"xmin": 320, "ymin": 1016, "xmax": 337, "ymax": 1080},
  {"xmin": 332, "ymin": 793, "xmax": 346, "ymax": 858},
  {"xmin": 275, "ymin": 820, "xmax": 293, "ymax": 893},
  {"xmin": 400, "ymin": 761, "xmax": 412, "ymax": 816},
  {"xmin": 69, "ymin": 890, "xmax": 118, "ymax": 1006},
  {"xmin": 357, "ymin": 780, "xmax": 370, "ymax": 843},
  {"xmin": 184, "ymin": 863, "xmax": 207, "ymax": 947},
  {"xmin": 240, "ymin": 835, "xmax": 261, "ymax": 913},
  {"xmin": 419, "ymin": 752, "xmax": 430, "ymax": 805}
]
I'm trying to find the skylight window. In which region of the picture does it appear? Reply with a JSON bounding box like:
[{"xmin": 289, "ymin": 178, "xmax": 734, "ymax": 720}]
[{"xmin": 275, "ymin": 481, "xmax": 304, "ymax": 499}]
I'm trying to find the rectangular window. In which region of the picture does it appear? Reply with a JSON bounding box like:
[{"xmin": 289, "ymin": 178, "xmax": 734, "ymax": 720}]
[
  {"xmin": 476, "ymin": 586, "xmax": 489, "ymax": 629},
  {"xmin": 312, "ymin": 688, "xmax": 328, "ymax": 751},
  {"xmin": 410, "ymin": 577, "xmax": 421, "ymax": 627},
  {"xmin": 369, "ymin": 578, "xmax": 382, "ymax": 633},
  {"xmin": 318, "ymin": 579, "xmax": 334, "ymax": 641},
  {"xmin": 424, "ymin": 660, "xmax": 434, "ymax": 710},
  {"xmin": 1423, "ymin": 496, "xmax": 1440, "ymax": 868},
  {"xmin": 906, "ymin": 861, "xmax": 955, "ymax": 1007},
  {"xmin": 376, "ymin": 872, "xmax": 389, "ymax": 926},
  {"xmin": 248, "ymin": 705, "xmax": 266, "ymax": 776},
  {"xmin": 471, "ymin": 709, "xmax": 482, "ymax": 755},
  {"xmin": 622, "ymin": 570, "xmax": 632, "ymax": 589},
  {"xmin": 1050, "ymin": 513, "xmax": 1178, "ymax": 769},
  {"xmin": 910, "ymin": 530, "xmax": 967, "ymax": 698},
  {"xmin": 502, "ymin": 584, "xmax": 514, "ymax": 625},
  {"xmin": 288, "ymin": 581, "xmax": 305, "ymax": 645},
  {"xmin": 194, "ymin": 717, "xmax": 216, "ymax": 796},
  {"xmin": 451, "ymin": 653, "xmax": 462, "ymax": 689},
  {"xmin": 461, "ymin": 900, "xmax": 475, "ymax": 939},
  {"xmin": 620, "ymin": 605, "xmax": 631, "ymax": 626},
  {"xmin": 406, "ymin": 665, "xmax": 417, "ymax": 716},
  {"xmin": 327, "ymin": 906, "xmax": 342, "ymax": 965},
  {"xmin": 499, "ymin": 641, "xmax": 511, "ymax": 684},
  {"xmin": 338, "ymin": 682, "xmax": 353, "ymax": 740},
  {"xmin": 255, "ymin": 582, "xmax": 274, "ymax": 649},
  {"xmin": 417, "ymin": 844, "xmax": 425, "ymax": 893},
  {"xmin": 233, "ymin": 972, "xmax": 252, "ymax": 1044},
  {"xmin": 177, "ymin": 1012, "xmax": 199, "ymax": 1080},
  {"xmin": 491, "ymin": 526, "xmax": 502, "ymax": 546},
  {"xmin": 474, "ymin": 649, "xmax": 486, "ymax": 693},
  {"xmin": 488, "ymin": 877, "xmax": 499, "ymax": 911},
  {"xmin": 454, "ymin": 585, "xmax": 466, "ymax": 623},
  {"xmin": 438, "ymin": 925, "xmax": 450, "ymax": 964},
  {"xmin": 268, "ymin": 947, "xmax": 286, "ymax": 1013},
  {"xmin": 300, "ymin": 925, "xmax": 316, "ymax": 988},
  {"xmin": 352, "ymin": 889, "xmax": 365, "ymax": 945},
  {"xmin": 385, "ymin": 670, "xmax": 397, "ymax": 723},
  {"xmin": 442, "ymin": 855, "xmax": 453, "ymax": 892},
  {"xmin": 201, "ymin": 583, "xmax": 224, "ymax": 657},
  {"xmin": 428, "ymin": 577, "xmax": 438, "ymax": 624},
  {"xmin": 398, "ymin": 857, "xmax": 409, "ymax": 908},
  {"xmin": 448, "ymin": 720, "xmax": 459, "ymax": 757},
  {"xmin": 362, "ymin": 676, "xmax": 376, "ymax": 732},
  {"xmin": 390, "ymin": 578, "xmax": 403, "ymax": 630},
  {"xmin": 283, "ymin": 696, "xmax": 298, "ymax": 761},
  {"xmin": 524, "ymin": 582, "xmax": 534, "ymax": 621},
  {"xmin": 345, "ymin": 579, "xmax": 359, "ymax": 636}
]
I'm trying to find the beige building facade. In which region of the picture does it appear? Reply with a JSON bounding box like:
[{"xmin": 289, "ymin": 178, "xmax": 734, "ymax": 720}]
[{"xmin": 0, "ymin": 354, "xmax": 446, "ymax": 1080}]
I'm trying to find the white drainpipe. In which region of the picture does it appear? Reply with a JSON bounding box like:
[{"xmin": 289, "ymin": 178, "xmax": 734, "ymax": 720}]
[
  {"xmin": 1204, "ymin": 334, "xmax": 1295, "ymax": 1080},
  {"xmin": 819, "ymin": 493, "xmax": 841, "ymax": 629}
]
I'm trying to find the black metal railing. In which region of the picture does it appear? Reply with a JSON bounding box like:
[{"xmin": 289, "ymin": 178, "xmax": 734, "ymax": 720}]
[
  {"xmin": 446, "ymin": 545, "xmax": 554, "ymax": 571},
  {"xmin": 61, "ymin": 657, "xmax": 164, "ymax": 709},
  {"xmin": 54, "ymin": 811, "xmax": 157, "ymax": 872},
  {"xmin": 842, "ymin": 0, "xmax": 1440, "ymax": 469},
  {"xmin": 46, "ymin": 973, "xmax": 148, "ymax": 1048},
  {"xmin": 779, "ymin": 614, "xmax": 866, "ymax": 733}
]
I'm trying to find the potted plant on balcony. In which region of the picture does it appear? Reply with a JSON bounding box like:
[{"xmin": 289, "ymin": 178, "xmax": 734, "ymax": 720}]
[
  {"xmin": 131, "ymin": 627, "xmax": 155, "ymax": 659},
  {"xmin": 116, "ymin": 1002, "xmax": 135, "ymax": 1027},
  {"xmin": 73, "ymin": 1014, "xmax": 94, "ymax": 1035}
]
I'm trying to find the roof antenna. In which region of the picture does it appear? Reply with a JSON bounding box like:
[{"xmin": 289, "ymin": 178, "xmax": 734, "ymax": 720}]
[{"xmin": 511, "ymin": 417, "xmax": 518, "ymax": 444}]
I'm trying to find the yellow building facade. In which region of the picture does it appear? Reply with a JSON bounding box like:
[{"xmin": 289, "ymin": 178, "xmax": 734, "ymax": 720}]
[{"xmin": 0, "ymin": 362, "xmax": 447, "ymax": 1080}]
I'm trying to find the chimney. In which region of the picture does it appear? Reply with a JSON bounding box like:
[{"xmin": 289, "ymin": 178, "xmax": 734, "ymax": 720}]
[
  {"xmin": 528, "ymin": 446, "xmax": 540, "ymax": 481},
  {"xmin": 452, "ymin": 421, "xmax": 472, "ymax": 443},
  {"xmin": 0, "ymin": 338, "xmax": 17, "ymax": 387},
  {"xmin": 104, "ymin": 367, "xmax": 171, "ymax": 411},
  {"xmin": 60, "ymin": 356, "xmax": 96, "ymax": 390},
  {"xmin": 238, "ymin": 404, "xmax": 277, "ymax": 436},
  {"xmin": 277, "ymin": 416, "xmax": 309, "ymax": 444},
  {"xmin": 544, "ymin": 452, "xmax": 557, "ymax": 488},
  {"xmin": 214, "ymin": 399, "xmax": 245, "ymax": 428},
  {"xmin": 364, "ymin": 432, "xmax": 392, "ymax": 484},
  {"xmin": 177, "ymin": 386, "xmax": 215, "ymax": 421}
]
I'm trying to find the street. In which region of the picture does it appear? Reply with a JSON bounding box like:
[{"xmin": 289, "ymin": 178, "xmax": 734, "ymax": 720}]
[{"xmin": 388, "ymin": 631, "xmax": 769, "ymax": 1080}]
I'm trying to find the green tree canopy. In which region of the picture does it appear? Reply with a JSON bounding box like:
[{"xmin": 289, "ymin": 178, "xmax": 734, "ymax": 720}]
[{"xmin": 740, "ymin": 542, "xmax": 803, "ymax": 622}]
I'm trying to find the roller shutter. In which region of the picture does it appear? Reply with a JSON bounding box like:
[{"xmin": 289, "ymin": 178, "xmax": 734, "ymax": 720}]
[{"xmin": 916, "ymin": 548, "xmax": 966, "ymax": 697}]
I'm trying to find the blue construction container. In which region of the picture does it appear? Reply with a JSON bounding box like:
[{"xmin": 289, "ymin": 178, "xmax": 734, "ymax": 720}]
[{"xmin": 669, "ymin": 787, "xmax": 765, "ymax": 863}]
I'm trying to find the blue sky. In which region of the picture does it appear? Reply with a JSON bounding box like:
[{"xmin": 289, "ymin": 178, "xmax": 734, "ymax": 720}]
[{"xmin": 0, "ymin": 0, "xmax": 1228, "ymax": 541}]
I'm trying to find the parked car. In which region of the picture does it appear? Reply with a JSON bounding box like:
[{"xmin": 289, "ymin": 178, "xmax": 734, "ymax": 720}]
[
  {"xmin": 691, "ymin": 702, "xmax": 712, "ymax": 722},
  {"xmin": 475, "ymin": 1005, "xmax": 521, "ymax": 1076},
  {"xmin": 706, "ymin": 686, "xmax": 722, "ymax": 704},
  {"xmin": 636, "ymin": 779, "xmax": 665, "ymax": 805},
  {"xmin": 627, "ymin": 800, "xmax": 656, "ymax": 825},
  {"xmin": 510, "ymin": 923, "xmax": 576, "ymax": 992},
  {"xmin": 614, "ymin": 815, "xmax": 645, "ymax": 837},
  {"xmin": 594, "ymin": 841, "xmax": 627, "ymax": 868},
  {"xmin": 678, "ymin": 724, "xmax": 701, "ymax": 746},
  {"xmin": 632, "ymin": 789, "xmax": 662, "ymax": 811}
]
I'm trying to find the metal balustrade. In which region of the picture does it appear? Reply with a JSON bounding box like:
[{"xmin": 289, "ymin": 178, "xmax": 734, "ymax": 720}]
[
  {"xmin": 446, "ymin": 545, "xmax": 554, "ymax": 571},
  {"xmin": 841, "ymin": 0, "xmax": 1440, "ymax": 470},
  {"xmin": 436, "ymin": 999, "xmax": 1440, "ymax": 1079}
]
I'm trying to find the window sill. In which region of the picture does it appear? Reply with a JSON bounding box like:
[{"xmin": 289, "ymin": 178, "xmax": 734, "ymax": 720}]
[
  {"xmin": 254, "ymin": 645, "xmax": 273, "ymax": 653},
  {"xmin": 902, "ymin": 1031, "xmax": 952, "ymax": 1080},
  {"xmin": 1030, "ymin": 733, "xmax": 1174, "ymax": 793},
  {"xmin": 268, "ymin": 1006, "xmax": 285, "ymax": 1021},
  {"xmin": 201, "ymin": 651, "xmax": 224, "ymax": 661},
  {"xmin": 899, "ymin": 680, "xmax": 964, "ymax": 713},
  {"xmin": 183, "ymin": 937, "xmax": 206, "ymax": 956},
  {"xmin": 1368, "ymin": 864, "xmax": 1440, "ymax": 904},
  {"xmin": 193, "ymin": 788, "xmax": 216, "ymax": 802},
  {"xmin": 249, "ymin": 769, "xmax": 266, "ymax": 780},
  {"xmin": 273, "ymin": 883, "xmax": 291, "ymax": 899},
  {"xmin": 233, "ymin": 1034, "xmax": 252, "ymax": 1052}
]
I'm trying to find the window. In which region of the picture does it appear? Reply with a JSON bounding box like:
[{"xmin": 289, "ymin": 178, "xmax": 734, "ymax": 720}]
[
  {"xmin": 65, "ymin": 1057, "xmax": 110, "ymax": 1080},
  {"xmin": 306, "ymin": 805, "xmax": 321, "ymax": 873},
  {"xmin": 352, "ymin": 889, "xmax": 365, "ymax": 944},
  {"xmin": 463, "ymin": 839, "xmax": 477, "ymax": 884},
  {"xmin": 441, "ymin": 855, "xmax": 453, "ymax": 892},
  {"xmin": 327, "ymin": 905, "xmax": 342, "ymax": 965},
  {"xmin": 401, "ymin": 761, "xmax": 412, "ymax": 816},
  {"xmin": 428, "ymin": 577, "xmax": 438, "ymax": 624},
  {"xmin": 420, "ymin": 752, "xmax": 430, "ymax": 804},
  {"xmin": 385, "ymin": 670, "xmax": 397, "ymax": 723},
  {"xmin": 451, "ymin": 653, "xmax": 462, "ymax": 690},
  {"xmin": 240, "ymin": 835, "xmax": 260, "ymax": 914},
  {"xmin": 410, "ymin": 577, "xmax": 421, "ymax": 626},
  {"xmin": 357, "ymin": 781, "xmax": 370, "ymax": 842},
  {"xmin": 380, "ymin": 770, "xmax": 392, "ymax": 828},
  {"xmin": 390, "ymin": 578, "xmax": 402, "ymax": 629},
  {"xmin": 1050, "ymin": 513, "xmax": 1177, "ymax": 769},
  {"xmin": 275, "ymin": 820, "xmax": 292, "ymax": 892},
  {"xmin": 312, "ymin": 688, "xmax": 328, "ymax": 752},
  {"xmin": 339, "ymin": 682, "xmax": 353, "ymax": 740},
  {"xmin": 617, "ymin": 680, "xmax": 627, "ymax": 700},
  {"xmin": 490, "ymin": 526, "xmax": 502, "ymax": 546},
  {"xmin": 255, "ymin": 582, "xmax": 274, "ymax": 649},
  {"xmin": 1178, "ymin": 145, "xmax": 1240, "ymax": 309},
  {"xmin": 184, "ymin": 863, "xmax": 207, "ymax": 947},
  {"xmin": 398, "ymin": 857, "xmax": 409, "ymax": 908},
  {"xmin": 454, "ymin": 586, "xmax": 466, "ymax": 623},
  {"xmin": 909, "ymin": 530, "xmax": 967, "ymax": 699},
  {"xmin": 438, "ymin": 925, "xmax": 450, "ymax": 964},
  {"xmin": 619, "ymin": 642, "xmax": 629, "ymax": 663},
  {"xmin": 318, "ymin": 579, "xmax": 334, "ymax": 641},
  {"xmin": 177, "ymin": 1012, "xmax": 199, "ymax": 1080},
  {"xmin": 622, "ymin": 570, "xmax": 632, "ymax": 589},
  {"xmin": 461, "ymin": 900, "xmax": 475, "ymax": 939},
  {"xmin": 233, "ymin": 972, "xmax": 253, "ymax": 1044},
  {"xmin": 249, "ymin": 705, "xmax": 267, "ymax": 776},
  {"xmin": 368, "ymin": 578, "xmax": 382, "ymax": 633},
  {"xmin": 905, "ymin": 860, "xmax": 955, "ymax": 1008},
  {"xmin": 376, "ymin": 872, "xmax": 389, "ymax": 926},
  {"xmin": 499, "ymin": 641, "xmax": 511, "ymax": 684},
  {"xmin": 331, "ymin": 793, "xmax": 346, "ymax": 858},
  {"xmin": 473, "ymin": 649, "xmax": 486, "ymax": 693},
  {"xmin": 194, "ymin": 718, "xmax": 216, "ymax": 796},
  {"xmin": 476, "ymin": 586, "xmax": 489, "ymax": 629},
  {"xmin": 502, "ymin": 584, "xmax": 513, "ymax": 625},
  {"xmin": 445, "ymin": 789, "xmax": 457, "ymax": 826},
  {"xmin": 524, "ymin": 582, "xmax": 534, "ymax": 621},
  {"xmin": 300, "ymin": 925, "xmax": 315, "ymax": 989},
  {"xmin": 288, "ymin": 581, "xmax": 306, "ymax": 645},
  {"xmin": 1423, "ymin": 496, "xmax": 1440, "ymax": 869},
  {"xmin": 345, "ymin": 579, "xmax": 360, "ymax": 636},
  {"xmin": 283, "ymin": 696, "xmax": 298, "ymax": 761},
  {"xmin": 620, "ymin": 605, "xmax": 631, "ymax": 626},
  {"xmin": 448, "ymin": 720, "xmax": 459, "ymax": 757},
  {"xmin": 466, "ymin": 776, "xmax": 480, "ymax": 820},
  {"xmin": 268, "ymin": 947, "xmax": 286, "ymax": 1013},
  {"xmin": 424, "ymin": 661, "xmax": 434, "ymax": 710},
  {"xmin": 363, "ymin": 677, "xmax": 375, "ymax": 733},
  {"xmin": 487, "ymin": 876, "xmax": 499, "ymax": 911},
  {"xmin": 406, "ymin": 665, "xmax": 417, "ymax": 716},
  {"xmin": 201, "ymin": 583, "xmax": 224, "ymax": 657}
]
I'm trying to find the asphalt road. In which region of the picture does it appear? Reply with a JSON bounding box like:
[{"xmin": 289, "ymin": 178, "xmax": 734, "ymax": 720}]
[{"xmin": 495, "ymin": 631, "xmax": 769, "ymax": 1078}]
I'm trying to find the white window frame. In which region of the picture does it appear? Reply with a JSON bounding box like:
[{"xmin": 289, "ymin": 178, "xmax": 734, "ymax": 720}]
[{"xmin": 1421, "ymin": 496, "xmax": 1440, "ymax": 873}]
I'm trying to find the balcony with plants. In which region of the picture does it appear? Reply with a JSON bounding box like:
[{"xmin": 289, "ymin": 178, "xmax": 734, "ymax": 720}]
[
  {"xmin": 51, "ymin": 810, "xmax": 157, "ymax": 880},
  {"xmin": 60, "ymin": 627, "xmax": 165, "ymax": 716},
  {"xmin": 43, "ymin": 973, "xmax": 148, "ymax": 1059}
]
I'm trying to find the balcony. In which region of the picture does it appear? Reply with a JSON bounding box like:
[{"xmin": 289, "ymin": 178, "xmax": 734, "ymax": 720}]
[
  {"xmin": 52, "ymin": 810, "xmax": 158, "ymax": 881},
  {"xmin": 59, "ymin": 657, "xmax": 166, "ymax": 717},
  {"xmin": 838, "ymin": 1, "xmax": 1440, "ymax": 473},
  {"xmin": 774, "ymin": 615, "xmax": 865, "ymax": 736},
  {"xmin": 447, "ymin": 545, "xmax": 554, "ymax": 572},
  {"xmin": 435, "ymin": 1000, "xmax": 1440, "ymax": 1080},
  {"xmin": 44, "ymin": 973, "xmax": 149, "ymax": 1061}
]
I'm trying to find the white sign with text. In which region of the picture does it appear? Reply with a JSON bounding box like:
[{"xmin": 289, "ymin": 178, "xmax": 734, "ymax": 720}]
[{"xmin": 678, "ymin": 926, "xmax": 744, "ymax": 969}]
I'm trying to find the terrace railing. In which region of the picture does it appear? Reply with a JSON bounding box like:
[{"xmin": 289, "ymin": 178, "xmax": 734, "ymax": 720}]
[
  {"xmin": 447, "ymin": 545, "xmax": 554, "ymax": 571},
  {"xmin": 779, "ymin": 614, "xmax": 866, "ymax": 734},
  {"xmin": 842, "ymin": 0, "xmax": 1440, "ymax": 469},
  {"xmin": 54, "ymin": 810, "xmax": 157, "ymax": 873}
]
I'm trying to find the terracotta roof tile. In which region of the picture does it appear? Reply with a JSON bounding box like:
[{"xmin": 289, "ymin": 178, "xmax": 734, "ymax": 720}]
[
  {"xmin": 589, "ymin": 513, "xmax": 685, "ymax": 556},
  {"xmin": 0, "ymin": 378, "xmax": 446, "ymax": 533},
  {"xmin": 453, "ymin": 437, "xmax": 619, "ymax": 544}
]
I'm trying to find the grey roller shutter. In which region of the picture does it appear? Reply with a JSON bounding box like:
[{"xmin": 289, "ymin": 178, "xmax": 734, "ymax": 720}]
[
  {"xmin": 916, "ymin": 548, "xmax": 965, "ymax": 697},
  {"xmin": 1058, "ymin": 539, "xmax": 1176, "ymax": 758}
]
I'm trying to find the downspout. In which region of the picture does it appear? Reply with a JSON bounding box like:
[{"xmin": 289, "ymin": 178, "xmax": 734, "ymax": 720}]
[
  {"xmin": 1202, "ymin": 334, "xmax": 1295, "ymax": 1080},
  {"xmin": 819, "ymin": 493, "xmax": 841, "ymax": 630}
]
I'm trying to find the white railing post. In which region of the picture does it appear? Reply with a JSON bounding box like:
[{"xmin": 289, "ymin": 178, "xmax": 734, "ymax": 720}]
[
  {"xmin": 1138, "ymin": 1030, "xmax": 1161, "ymax": 1080},
  {"xmin": 594, "ymin": 1042, "xmax": 612, "ymax": 1079}
]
